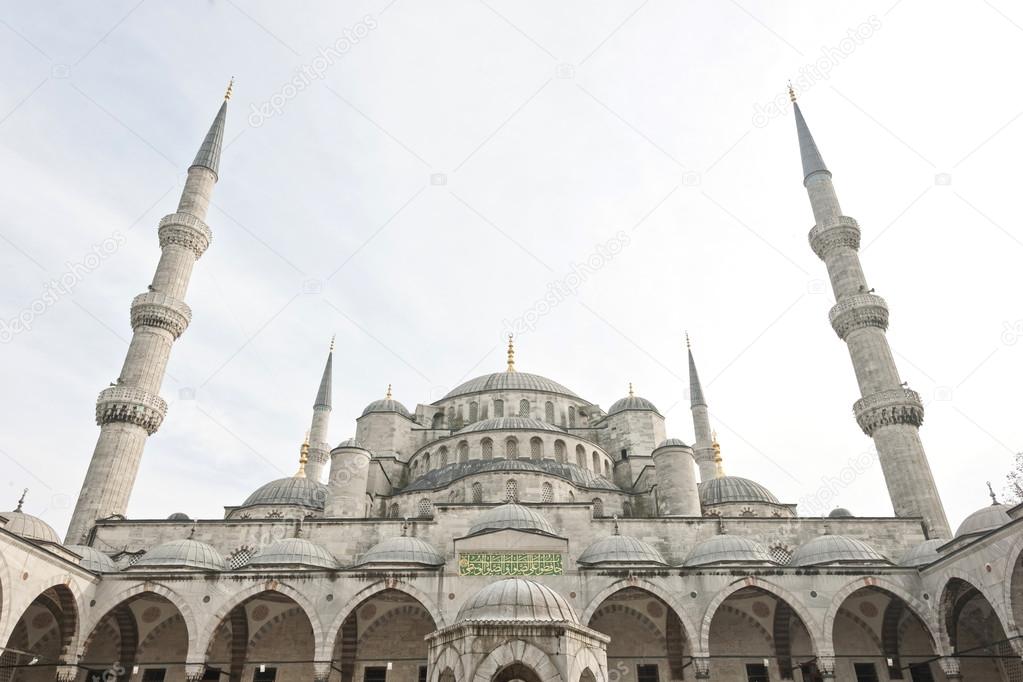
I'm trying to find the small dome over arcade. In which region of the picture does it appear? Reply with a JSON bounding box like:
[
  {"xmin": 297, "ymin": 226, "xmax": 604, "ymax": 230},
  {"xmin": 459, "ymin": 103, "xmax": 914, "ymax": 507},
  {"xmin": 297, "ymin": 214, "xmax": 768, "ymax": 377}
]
[
  {"xmin": 247, "ymin": 537, "xmax": 338, "ymax": 569},
  {"xmin": 684, "ymin": 535, "xmax": 773, "ymax": 566},
  {"xmin": 0, "ymin": 490, "xmax": 60, "ymax": 544},
  {"xmin": 353, "ymin": 534, "xmax": 444, "ymax": 568},
  {"xmin": 577, "ymin": 531, "xmax": 667, "ymax": 567},
  {"xmin": 899, "ymin": 539, "xmax": 946, "ymax": 567},
  {"xmin": 456, "ymin": 417, "xmax": 565, "ymax": 435},
  {"xmin": 66, "ymin": 545, "xmax": 117, "ymax": 572},
  {"xmin": 467, "ymin": 502, "xmax": 558, "ymax": 537},
  {"xmin": 456, "ymin": 578, "xmax": 577, "ymax": 623},
  {"xmin": 167, "ymin": 512, "xmax": 190, "ymax": 521},
  {"xmin": 955, "ymin": 486, "xmax": 1012, "ymax": 539},
  {"xmin": 242, "ymin": 477, "xmax": 329, "ymax": 510},
  {"xmin": 700, "ymin": 476, "xmax": 779, "ymax": 505},
  {"xmin": 608, "ymin": 384, "xmax": 660, "ymax": 416},
  {"xmin": 361, "ymin": 385, "xmax": 412, "ymax": 419},
  {"xmin": 828, "ymin": 507, "xmax": 853, "ymax": 518},
  {"xmin": 130, "ymin": 538, "xmax": 226, "ymax": 571},
  {"xmin": 790, "ymin": 535, "xmax": 888, "ymax": 567}
]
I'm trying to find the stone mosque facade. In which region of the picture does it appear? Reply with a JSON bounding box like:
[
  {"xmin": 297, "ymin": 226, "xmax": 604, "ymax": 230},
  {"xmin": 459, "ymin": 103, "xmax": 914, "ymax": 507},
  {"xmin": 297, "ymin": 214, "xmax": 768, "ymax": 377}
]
[{"xmin": 3, "ymin": 84, "xmax": 1023, "ymax": 682}]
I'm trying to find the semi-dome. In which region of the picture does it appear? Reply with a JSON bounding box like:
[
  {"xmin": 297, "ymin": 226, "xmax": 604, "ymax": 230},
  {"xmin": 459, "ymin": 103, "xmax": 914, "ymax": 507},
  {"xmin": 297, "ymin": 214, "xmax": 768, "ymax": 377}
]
[
  {"xmin": 66, "ymin": 545, "xmax": 117, "ymax": 572},
  {"xmin": 828, "ymin": 507, "xmax": 853, "ymax": 518},
  {"xmin": 456, "ymin": 417, "xmax": 565, "ymax": 435},
  {"xmin": 131, "ymin": 539, "xmax": 226, "ymax": 571},
  {"xmin": 167, "ymin": 512, "xmax": 190, "ymax": 521},
  {"xmin": 608, "ymin": 395, "xmax": 659, "ymax": 416},
  {"xmin": 456, "ymin": 578, "xmax": 577, "ymax": 623},
  {"xmin": 655, "ymin": 438, "xmax": 689, "ymax": 449},
  {"xmin": 899, "ymin": 539, "xmax": 946, "ymax": 567},
  {"xmin": 0, "ymin": 509, "xmax": 60, "ymax": 544},
  {"xmin": 577, "ymin": 534, "xmax": 667, "ymax": 566},
  {"xmin": 700, "ymin": 476, "xmax": 779, "ymax": 505},
  {"xmin": 404, "ymin": 458, "xmax": 618, "ymax": 493},
  {"xmin": 467, "ymin": 502, "xmax": 558, "ymax": 537},
  {"xmin": 443, "ymin": 372, "xmax": 579, "ymax": 400},
  {"xmin": 684, "ymin": 535, "xmax": 773, "ymax": 566},
  {"xmin": 242, "ymin": 477, "xmax": 328, "ymax": 510},
  {"xmin": 353, "ymin": 535, "xmax": 444, "ymax": 567},
  {"xmin": 790, "ymin": 535, "xmax": 888, "ymax": 566},
  {"xmin": 246, "ymin": 537, "xmax": 337, "ymax": 569},
  {"xmin": 955, "ymin": 503, "xmax": 1011, "ymax": 538},
  {"xmin": 361, "ymin": 398, "xmax": 412, "ymax": 419}
]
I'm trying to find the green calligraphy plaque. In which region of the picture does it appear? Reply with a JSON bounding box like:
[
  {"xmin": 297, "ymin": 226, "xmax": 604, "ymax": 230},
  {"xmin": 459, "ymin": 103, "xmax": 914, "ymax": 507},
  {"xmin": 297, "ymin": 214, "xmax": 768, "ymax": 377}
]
[{"xmin": 458, "ymin": 551, "xmax": 563, "ymax": 576}]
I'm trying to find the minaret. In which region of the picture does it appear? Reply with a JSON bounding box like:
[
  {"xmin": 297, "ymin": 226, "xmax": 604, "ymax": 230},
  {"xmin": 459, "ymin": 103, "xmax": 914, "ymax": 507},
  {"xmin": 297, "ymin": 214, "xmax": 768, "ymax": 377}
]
[
  {"xmin": 687, "ymin": 334, "xmax": 716, "ymax": 482},
  {"xmin": 65, "ymin": 83, "xmax": 232, "ymax": 543},
  {"xmin": 792, "ymin": 87, "xmax": 951, "ymax": 538},
  {"xmin": 305, "ymin": 338, "xmax": 334, "ymax": 482}
]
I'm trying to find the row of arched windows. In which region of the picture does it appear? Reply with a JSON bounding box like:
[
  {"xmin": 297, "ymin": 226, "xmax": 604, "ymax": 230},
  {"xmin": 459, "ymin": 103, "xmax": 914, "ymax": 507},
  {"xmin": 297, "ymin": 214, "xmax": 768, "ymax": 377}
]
[
  {"xmin": 386, "ymin": 487, "xmax": 628, "ymax": 518},
  {"xmin": 410, "ymin": 438, "xmax": 613, "ymax": 478},
  {"xmin": 429, "ymin": 399, "xmax": 584, "ymax": 429}
]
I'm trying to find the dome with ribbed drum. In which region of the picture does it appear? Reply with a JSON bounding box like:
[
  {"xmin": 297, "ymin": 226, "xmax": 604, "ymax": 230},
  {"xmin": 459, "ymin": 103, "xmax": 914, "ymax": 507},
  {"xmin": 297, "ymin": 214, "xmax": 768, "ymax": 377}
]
[
  {"xmin": 899, "ymin": 539, "xmax": 945, "ymax": 567},
  {"xmin": 790, "ymin": 535, "xmax": 888, "ymax": 566},
  {"xmin": 684, "ymin": 535, "xmax": 774, "ymax": 566},
  {"xmin": 130, "ymin": 539, "xmax": 226, "ymax": 571},
  {"xmin": 362, "ymin": 394, "xmax": 412, "ymax": 419},
  {"xmin": 456, "ymin": 417, "xmax": 565, "ymax": 435},
  {"xmin": 608, "ymin": 388, "xmax": 660, "ymax": 416},
  {"xmin": 456, "ymin": 578, "xmax": 577, "ymax": 623},
  {"xmin": 443, "ymin": 372, "xmax": 579, "ymax": 400},
  {"xmin": 700, "ymin": 476, "xmax": 779, "ymax": 505},
  {"xmin": 655, "ymin": 438, "xmax": 689, "ymax": 450},
  {"xmin": 247, "ymin": 537, "xmax": 338, "ymax": 569},
  {"xmin": 352, "ymin": 535, "xmax": 445, "ymax": 567},
  {"xmin": 955, "ymin": 503, "xmax": 1011, "ymax": 538},
  {"xmin": 578, "ymin": 534, "xmax": 667, "ymax": 566},
  {"xmin": 467, "ymin": 502, "xmax": 558, "ymax": 537},
  {"xmin": 66, "ymin": 545, "xmax": 117, "ymax": 572},
  {"xmin": 242, "ymin": 477, "xmax": 328, "ymax": 510}
]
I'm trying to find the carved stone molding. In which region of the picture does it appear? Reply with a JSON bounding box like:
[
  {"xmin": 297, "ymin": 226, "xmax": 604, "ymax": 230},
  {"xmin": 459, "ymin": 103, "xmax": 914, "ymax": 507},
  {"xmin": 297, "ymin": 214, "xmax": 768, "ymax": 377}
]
[
  {"xmin": 808, "ymin": 215, "xmax": 861, "ymax": 259},
  {"xmin": 854, "ymin": 388, "xmax": 924, "ymax": 436},
  {"xmin": 130, "ymin": 292, "xmax": 192, "ymax": 338},
  {"xmin": 158, "ymin": 212, "xmax": 212, "ymax": 259},
  {"xmin": 829, "ymin": 293, "xmax": 889, "ymax": 339},
  {"xmin": 95, "ymin": 386, "xmax": 168, "ymax": 434}
]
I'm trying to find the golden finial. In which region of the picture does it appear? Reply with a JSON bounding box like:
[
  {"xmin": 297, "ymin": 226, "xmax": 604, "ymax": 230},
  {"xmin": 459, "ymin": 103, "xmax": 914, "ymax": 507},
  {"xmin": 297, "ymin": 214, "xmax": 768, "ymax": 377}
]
[
  {"xmin": 329, "ymin": 334, "xmax": 335, "ymax": 353},
  {"xmin": 224, "ymin": 77, "xmax": 234, "ymax": 101},
  {"xmin": 628, "ymin": 382, "xmax": 634, "ymax": 398},
  {"xmin": 787, "ymin": 81, "xmax": 796, "ymax": 103},
  {"xmin": 712, "ymin": 431, "xmax": 724, "ymax": 478},
  {"xmin": 14, "ymin": 488, "xmax": 27, "ymax": 512},
  {"xmin": 295, "ymin": 432, "xmax": 309, "ymax": 478},
  {"xmin": 506, "ymin": 334, "xmax": 516, "ymax": 373},
  {"xmin": 385, "ymin": 384, "xmax": 393, "ymax": 400}
]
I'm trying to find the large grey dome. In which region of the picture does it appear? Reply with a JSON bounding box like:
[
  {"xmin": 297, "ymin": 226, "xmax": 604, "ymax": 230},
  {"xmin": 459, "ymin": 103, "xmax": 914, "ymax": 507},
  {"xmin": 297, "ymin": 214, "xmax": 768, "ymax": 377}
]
[
  {"xmin": 404, "ymin": 458, "xmax": 618, "ymax": 493},
  {"xmin": 362, "ymin": 398, "xmax": 412, "ymax": 419},
  {"xmin": 353, "ymin": 536, "xmax": 444, "ymax": 567},
  {"xmin": 684, "ymin": 535, "xmax": 773, "ymax": 566},
  {"xmin": 790, "ymin": 535, "xmax": 888, "ymax": 566},
  {"xmin": 242, "ymin": 477, "xmax": 328, "ymax": 510},
  {"xmin": 0, "ymin": 510, "xmax": 60, "ymax": 544},
  {"xmin": 899, "ymin": 539, "xmax": 946, "ymax": 567},
  {"xmin": 66, "ymin": 545, "xmax": 117, "ymax": 573},
  {"xmin": 456, "ymin": 578, "xmax": 577, "ymax": 623},
  {"xmin": 608, "ymin": 395, "xmax": 660, "ymax": 416},
  {"xmin": 443, "ymin": 372, "xmax": 579, "ymax": 400},
  {"xmin": 456, "ymin": 417, "xmax": 565, "ymax": 435},
  {"xmin": 577, "ymin": 534, "xmax": 667, "ymax": 566},
  {"xmin": 247, "ymin": 538, "xmax": 337, "ymax": 569},
  {"xmin": 700, "ymin": 476, "xmax": 779, "ymax": 505},
  {"xmin": 955, "ymin": 504, "xmax": 1011, "ymax": 538},
  {"xmin": 468, "ymin": 503, "xmax": 558, "ymax": 537},
  {"xmin": 131, "ymin": 539, "xmax": 226, "ymax": 571}
]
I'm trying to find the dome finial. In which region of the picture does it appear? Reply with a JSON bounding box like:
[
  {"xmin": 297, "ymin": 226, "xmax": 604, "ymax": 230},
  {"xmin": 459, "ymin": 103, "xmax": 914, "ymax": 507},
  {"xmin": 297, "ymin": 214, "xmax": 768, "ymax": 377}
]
[
  {"xmin": 385, "ymin": 384, "xmax": 392, "ymax": 400},
  {"xmin": 628, "ymin": 382, "xmax": 634, "ymax": 398},
  {"xmin": 401, "ymin": 517, "xmax": 409, "ymax": 536},
  {"xmin": 14, "ymin": 488, "xmax": 27, "ymax": 512},
  {"xmin": 787, "ymin": 81, "xmax": 796, "ymax": 103},
  {"xmin": 224, "ymin": 77, "xmax": 234, "ymax": 101},
  {"xmin": 506, "ymin": 334, "xmax": 516, "ymax": 373},
  {"xmin": 987, "ymin": 481, "xmax": 999, "ymax": 505},
  {"xmin": 712, "ymin": 431, "xmax": 724, "ymax": 478},
  {"xmin": 295, "ymin": 432, "xmax": 310, "ymax": 478},
  {"xmin": 612, "ymin": 513, "xmax": 620, "ymax": 535}
]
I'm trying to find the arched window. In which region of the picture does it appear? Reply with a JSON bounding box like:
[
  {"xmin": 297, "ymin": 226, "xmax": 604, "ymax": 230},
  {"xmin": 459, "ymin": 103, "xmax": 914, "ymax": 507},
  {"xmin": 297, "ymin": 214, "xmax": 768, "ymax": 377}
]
[
  {"xmin": 458, "ymin": 441, "xmax": 469, "ymax": 463},
  {"xmin": 424, "ymin": 452, "xmax": 431, "ymax": 470},
  {"xmin": 554, "ymin": 440, "xmax": 566, "ymax": 463},
  {"xmin": 530, "ymin": 437, "xmax": 543, "ymax": 460},
  {"xmin": 518, "ymin": 399, "xmax": 529, "ymax": 417},
  {"xmin": 448, "ymin": 490, "xmax": 458, "ymax": 502},
  {"xmin": 481, "ymin": 438, "xmax": 494, "ymax": 459},
  {"xmin": 432, "ymin": 412, "xmax": 444, "ymax": 429},
  {"xmin": 389, "ymin": 503, "xmax": 400, "ymax": 518},
  {"xmin": 447, "ymin": 406, "xmax": 455, "ymax": 426},
  {"xmin": 506, "ymin": 479, "xmax": 519, "ymax": 502},
  {"xmin": 592, "ymin": 498, "xmax": 604, "ymax": 518},
  {"xmin": 576, "ymin": 444, "xmax": 586, "ymax": 467},
  {"xmin": 227, "ymin": 546, "xmax": 253, "ymax": 570},
  {"xmin": 544, "ymin": 401, "xmax": 554, "ymax": 422},
  {"xmin": 493, "ymin": 399, "xmax": 504, "ymax": 417},
  {"xmin": 418, "ymin": 498, "xmax": 433, "ymax": 518},
  {"xmin": 480, "ymin": 403, "xmax": 489, "ymax": 419},
  {"xmin": 469, "ymin": 401, "xmax": 479, "ymax": 422},
  {"xmin": 568, "ymin": 406, "xmax": 576, "ymax": 427},
  {"xmin": 739, "ymin": 507, "xmax": 756, "ymax": 517},
  {"xmin": 505, "ymin": 437, "xmax": 518, "ymax": 458},
  {"xmin": 541, "ymin": 482, "xmax": 553, "ymax": 503},
  {"xmin": 568, "ymin": 490, "xmax": 575, "ymax": 502},
  {"xmin": 438, "ymin": 447, "xmax": 448, "ymax": 468},
  {"xmin": 603, "ymin": 460, "xmax": 611, "ymax": 477},
  {"xmin": 592, "ymin": 451, "xmax": 600, "ymax": 472},
  {"xmin": 471, "ymin": 482, "xmax": 483, "ymax": 503},
  {"xmin": 622, "ymin": 501, "xmax": 633, "ymax": 518}
]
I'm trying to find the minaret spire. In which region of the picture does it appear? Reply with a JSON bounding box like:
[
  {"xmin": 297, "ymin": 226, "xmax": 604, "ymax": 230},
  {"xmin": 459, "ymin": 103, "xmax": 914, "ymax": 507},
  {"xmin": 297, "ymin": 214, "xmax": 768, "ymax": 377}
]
[
  {"xmin": 66, "ymin": 87, "xmax": 230, "ymax": 544},
  {"xmin": 506, "ymin": 334, "xmax": 516, "ymax": 373},
  {"xmin": 686, "ymin": 334, "xmax": 715, "ymax": 482},
  {"xmin": 795, "ymin": 96, "xmax": 951, "ymax": 538},
  {"xmin": 305, "ymin": 338, "xmax": 334, "ymax": 482}
]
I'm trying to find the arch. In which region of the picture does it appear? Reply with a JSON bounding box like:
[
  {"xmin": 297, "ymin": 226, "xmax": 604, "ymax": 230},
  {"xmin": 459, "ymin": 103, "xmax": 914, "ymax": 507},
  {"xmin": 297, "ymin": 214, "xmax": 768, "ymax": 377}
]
[
  {"xmin": 530, "ymin": 437, "xmax": 543, "ymax": 460},
  {"xmin": 458, "ymin": 440, "xmax": 470, "ymax": 463},
  {"xmin": 481, "ymin": 438, "xmax": 494, "ymax": 460},
  {"xmin": 494, "ymin": 399, "xmax": 504, "ymax": 417},
  {"xmin": 418, "ymin": 498, "xmax": 434, "ymax": 518},
  {"xmin": 569, "ymin": 406, "xmax": 576, "ymax": 427},
  {"xmin": 823, "ymin": 576, "xmax": 939, "ymax": 654},
  {"xmin": 469, "ymin": 401, "xmax": 479, "ymax": 422},
  {"xmin": 438, "ymin": 446, "xmax": 449, "ymax": 468},
  {"xmin": 80, "ymin": 582, "xmax": 198, "ymax": 659},
  {"xmin": 424, "ymin": 451, "xmax": 431, "ymax": 470},
  {"xmin": 389, "ymin": 502, "xmax": 400, "ymax": 518},
  {"xmin": 472, "ymin": 639, "xmax": 563, "ymax": 682},
  {"xmin": 3, "ymin": 582, "xmax": 81, "ymax": 665},
  {"xmin": 591, "ymin": 498, "xmax": 603, "ymax": 518},
  {"xmin": 541, "ymin": 482, "xmax": 554, "ymax": 503},
  {"xmin": 581, "ymin": 578, "xmax": 699, "ymax": 651},
  {"xmin": 432, "ymin": 412, "xmax": 444, "ymax": 429},
  {"xmin": 576, "ymin": 444, "xmax": 586, "ymax": 467},
  {"xmin": 938, "ymin": 574, "xmax": 1019, "ymax": 680},
  {"xmin": 472, "ymin": 482, "xmax": 484, "ymax": 503},
  {"xmin": 554, "ymin": 440, "xmax": 566, "ymax": 464},
  {"xmin": 1003, "ymin": 530, "xmax": 1023, "ymax": 635},
  {"xmin": 505, "ymin": 437, "xmax": 518, "ymax": 459},
  {"xmin": 430, "ymin": 644, "xmax": 466, "ymax": 682},
  {"xmin": 545, "ymin": 401, "xmax": 555, "ymax": 423},
  {"xmin": 592, "ymin": 451, "xmax": 600, "ymax": 472}
]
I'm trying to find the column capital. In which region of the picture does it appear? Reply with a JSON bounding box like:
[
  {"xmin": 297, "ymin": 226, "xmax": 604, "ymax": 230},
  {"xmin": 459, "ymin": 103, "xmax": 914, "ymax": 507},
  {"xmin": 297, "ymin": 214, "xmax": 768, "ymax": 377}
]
[
  {"xmin": 95, "ymin": 385, "xmax": 168, "ymax": 434},
  {"xmin": 816, "ymin": 655, "xmax": 836, "ymax": 679},
  {"xmin": 829, "ymin": 293, "xmax": 889, "ymax": 340},
  {"xmin": 312, "ymin": 661, "xmax": 332, "ymax": 682},
  {"xmin": 184, "ymin": 663, "xmax": 206, "ymax": 682},
  {"xmin": 158, "ymin": 212, "xmax": 212, "ymax": 259},
  {"xmin": 853, "ymin": 388, "xmax": 924, "ymax": 436},
  {"xmin": 692, "ymin": 656, "xmax": 711, "ymax": 679},
  {"xmin": 808, "ymin": 215, "xmax": 860, "ymax": 259},
  {"xmin": 938, "ymin": 656, "xmax": 962, "ymax": 678},
  {"xmin": 55, "ymin": 665, "xmax": 78, "ymax": 682}
]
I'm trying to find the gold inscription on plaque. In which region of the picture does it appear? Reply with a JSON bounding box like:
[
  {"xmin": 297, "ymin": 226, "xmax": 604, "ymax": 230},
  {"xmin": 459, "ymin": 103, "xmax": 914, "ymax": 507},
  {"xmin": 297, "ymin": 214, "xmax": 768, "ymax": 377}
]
[{"xmin": 457, "ymin": 552, "xmax": 563, "ymax": 576}]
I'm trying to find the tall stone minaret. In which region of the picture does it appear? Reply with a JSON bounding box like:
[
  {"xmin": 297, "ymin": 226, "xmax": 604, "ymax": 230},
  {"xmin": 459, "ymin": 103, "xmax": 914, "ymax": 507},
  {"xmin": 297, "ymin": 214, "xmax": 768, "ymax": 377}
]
[
  {"xmin": 65, "ymin": 84, "xmax": 231, "ymax": 543},
  {"xmin": 687, "ymin": 335, "xmax": 716, "ymax": 482},
  {"xmin": 305, "ymin": 339, "xmax": 334, "ymax": 483},
  {"xmin": 792, "ymin": 89, "xmax": 950, "ymax": 538}
]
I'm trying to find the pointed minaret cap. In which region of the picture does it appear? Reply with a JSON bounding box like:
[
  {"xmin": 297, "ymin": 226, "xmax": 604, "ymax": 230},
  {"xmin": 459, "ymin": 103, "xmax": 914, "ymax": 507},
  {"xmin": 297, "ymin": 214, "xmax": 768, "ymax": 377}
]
[
  {"xmin": 712, "ymin": 431, "xmax": 725, "ymax": 478},
  {"xmin": 189, "ymin": 79, "xmax": 231, "ymax": 180},
  {"xmin": 686, "ymin": 333, "xmax": 706, "ymax": 407},
  {"xmin": 314, "ymin": 338, "xmax": 333, "ymax": 409},
  {"xmin": 791, "ymin": 89, "xmax": 829, "ymax": 184}
]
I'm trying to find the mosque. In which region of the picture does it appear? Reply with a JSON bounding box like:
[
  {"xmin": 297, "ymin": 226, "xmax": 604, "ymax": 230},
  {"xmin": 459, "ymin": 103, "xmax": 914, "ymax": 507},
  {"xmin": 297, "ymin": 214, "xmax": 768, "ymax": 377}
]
[{"xmin": 1, "ymin": 82, "xmax": 1022, "ymax": 682}]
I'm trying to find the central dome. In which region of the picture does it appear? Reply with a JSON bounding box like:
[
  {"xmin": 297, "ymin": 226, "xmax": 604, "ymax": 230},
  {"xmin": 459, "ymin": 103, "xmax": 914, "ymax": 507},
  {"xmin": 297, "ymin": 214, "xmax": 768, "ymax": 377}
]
[
  {"xmin": 442, "ymin": 372, "xmax": 579, "ymax": 400},
  {"xmin": 468, "ymin": 502, "xmax": 558, "ymax": 537},
  {"xmin": 456, "ymin": 417, "xmax": 565, "ymax": 435},
  {"xmin": 456, "ymin": 578, "xmax": 577, "ymax": 623}
]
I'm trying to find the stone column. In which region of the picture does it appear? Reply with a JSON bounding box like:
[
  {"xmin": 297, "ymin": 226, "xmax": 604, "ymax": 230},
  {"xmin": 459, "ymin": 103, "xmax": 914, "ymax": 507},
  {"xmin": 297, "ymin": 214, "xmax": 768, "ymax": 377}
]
[{"xmin": 325, "ymin": 443, "xmax": 372, "ymax": 517}]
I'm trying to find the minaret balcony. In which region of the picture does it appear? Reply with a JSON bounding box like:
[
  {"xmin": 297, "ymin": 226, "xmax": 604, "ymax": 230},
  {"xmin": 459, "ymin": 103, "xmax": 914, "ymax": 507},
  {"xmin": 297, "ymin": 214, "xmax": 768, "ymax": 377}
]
[
  {"xmin": 95, "ymin": 386, "xmax": 168, "ymax": 434},
  {"xmin": 158, "ymin": 212, "xmax": 212, "ymax": 258},
  {"xmin": 130, "ymin": 292, "xmax": 192, "ymax": 338},
  {"xmin": 828, "ymin": 293, "xmax": 889, "ymax": 340},
  {"xmin": 808, "ymin": 215, "xmax": 860, "ymax": 259},
  {"xmin": 853, "ymin": 388, "xmax": 924, "ymax": 436}
]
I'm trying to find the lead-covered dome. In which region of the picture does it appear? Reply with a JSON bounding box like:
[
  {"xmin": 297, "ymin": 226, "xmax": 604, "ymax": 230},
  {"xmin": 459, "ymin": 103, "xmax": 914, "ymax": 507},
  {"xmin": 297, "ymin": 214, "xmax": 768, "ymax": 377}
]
[
  {"xmin": 242, "ymin": 477, "xmax": 328, "ymax": 510},
  {"xmin": 247, "ymin": 538, "xmax": 337, "ymax": 569},
  {"xmin": 131, "ymin": 539, "xmax": 226, "ymax": 571},
  {"xmin": 577, "ymin": 534, "xmax": 667, "ymax": 566},
  {"xmin": 684, "ymin": 536, "xmax": 773, "ymax": 566},
  {"xmin": 700, "ymin": 476, "xmax": 779, "ymax": 505},
  {"xmin": 0, "ymin": 509, "xmax": 60, "ymax": 544},
  {"xmin": 66, "ymin": 545, "xmax": 117, "ymax": 572},
  {"xmin": 362, "ymin": 398, "xmax": 412, "ymax": 419},
  {"xmin": 955, "ymin": 503, "xmax": 1011, "ymax": 538},
  {"xmin": 456, "ymin": 417, "xmax": 565, "ymax": 435},
  {"xmin": 456, "ymin": 578, "xmax": 577, "ymax": 623},
  {"xmin": 353, "ymin": 536, "xmax": 444, "ymax": 567},
  {"xmin": 468, "ymin": 502, "xmax": 558, "ymax": 537},
  {"xmin": 655, "ymin": 438, "xmax": 689, "ymax": 449},
  {"xmin": 790, "ymin": 535, "xmax": 888, "ymax": 566},
  {"xmin": 899, "ymin": 539, "xmax": 945, "ymax": 567},
  {"xmin": 608, "ymin": 395, "xmax": 659, "ymax": 416},
  {"xmin": 828, "ymin": 507, "xmax": 853, "ymax": 518},
  {"xmin": 443, "ymin": 372, "xmax": 579, "ymax": 400}
]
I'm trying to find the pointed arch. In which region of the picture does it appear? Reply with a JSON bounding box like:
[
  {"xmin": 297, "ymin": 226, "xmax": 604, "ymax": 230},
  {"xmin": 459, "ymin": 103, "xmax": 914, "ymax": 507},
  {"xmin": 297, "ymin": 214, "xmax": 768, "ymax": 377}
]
[
  {"xmin": 581, "ymin": 578, "xmax": 698, "ymax": 651},
  {"xmin": 79, "ymin": 582, "xmax": 197, "ymax": 660},
  {"xmin": 472, "ymin": 639, "xmax": 563, "ymax": 682},
  {"xmin": 429, "ymin": 644, "xmax": 466, "ymax": 682},
  {"xmin": 823, "ymin": 575, "xmax": 939, "ymax": 654}
]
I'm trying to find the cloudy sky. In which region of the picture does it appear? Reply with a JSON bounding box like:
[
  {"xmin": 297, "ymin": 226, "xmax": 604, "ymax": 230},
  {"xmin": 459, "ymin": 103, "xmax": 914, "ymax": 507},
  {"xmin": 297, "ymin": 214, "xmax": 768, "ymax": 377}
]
[{"xmin": 2, "ymin": 0, "xmax": 1022, "ymax": 536}]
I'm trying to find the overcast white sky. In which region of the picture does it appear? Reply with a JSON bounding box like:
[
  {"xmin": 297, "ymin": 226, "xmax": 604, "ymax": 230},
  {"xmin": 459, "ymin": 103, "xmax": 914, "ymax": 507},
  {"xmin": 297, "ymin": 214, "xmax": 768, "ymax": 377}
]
[{"xmin": 2, "ymin": 0, "xmax": 1022, "ymax": 537}]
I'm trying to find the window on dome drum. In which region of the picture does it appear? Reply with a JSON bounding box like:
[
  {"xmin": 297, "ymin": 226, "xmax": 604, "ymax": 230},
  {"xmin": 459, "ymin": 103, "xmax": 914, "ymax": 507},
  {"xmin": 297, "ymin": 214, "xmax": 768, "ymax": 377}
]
[
  {"xmin": 418, "ymin": 498, "xmax": 433, "ymax": 518},
  {"xmin": 363, "ymin": 668, "xmax": 386, "ymax": 682},
  {"xmin": 519, "ymin": 399, "xmax": 529, "ymax": 417},
  {"xmin": 853, "ymin": 663, "xmax": 880, "ymax": 682},
  {"xmin": 604, "ymin": 460, "xmax": 611, "ymax": 477},
  {"xmin": 545, "ymin": 401, "xmax": 554, "ymax": 422},
  {"xmin": 636, "ymin": 665, "xmax": 659, "ymax": 682},
  {"xmin": 447, "ymin": 406, "xmax": 455, "ymax": 426},
  {"xmin": 530, "ymin": 437, "xmax": 543, "ymax": 460},
  {"xmin": 541, "ymin": 482, "xmax": 553, "ymax": 503},
  {"xmin": 592, "ymin": 498, "xmax": 603, "ymax": 518},
  {"xmin": 740, "ymin": 508, "xmax": 756, "ymax": 517},
  {"xmin": 909, "ymin": 663, "xmax": 936, "ymax": 682},
  {"xmin": 592, "ymin": 452, "xmax": 600, "ymax": 472},
  {"xmin": 469, "ymin": 401, "xmax": 478, "ymax": 422},
  {"xmin": 389, "ymin": 503, "xmax": 400, "ymax": 518},
  {"xmin": 227, "ymin": 547, "xmax": 253, "ymax": 569},
  {"xmin": 506, "ymin": 479, "xmax": 519, "ymax": 502},
  {"xmin": 622, "ymin": 501, "xmax": 633, "ymax": 517},
  {"xmin": 481, "ymin": 403, "xmax": 489, "ymax": 419},
  {"xmin": 554, "ymin": 440, "xmax": 566, "ymax": 463},
  {"xmin": 439, "ymin": 447, "xmax": 449, "ymax": 467},
  {"xmin": 142, "ymin": 669, "xmax": 166, "ymax": 682},
  {"xmin": 569, "ymin": 406, "xmax": 576, "ymax": 427},
  {"xmin": 458, "ymin": 441, "xmax": 469, "ymax": 463},
  {"xmin": 494, "ymin": 399, "xmax": 504, "ymax": 417},
  {"xmin": 506, "ymin": 437, "xmax": 518, "ymax": 458},
  {"xmin": 253, "ymin": 668, "xmax": 277, "ymax": 682},
  {"xmin": 472, "ymin": 482, "xmax": 483, "ymax": 503},
  {"xmin": 770, "ymin": 546, "xmax": 792, "ymax": 565},
  {"xmin": 481, "ymin": 438, "xmax": 493, "ymax": 460},
  {"xmin": 424, "ymin": 452, "xmax": 431, "ymax": 470},
  {"xmin": 745, "ymin": 663, "xmax": 769, "ymax": 682},
  {"xmin": 432, "ymin": 413, "xmax": 443, "ymax": 429},
  {"xmin": 576, "ymin": 444, "xmax": 586, "ymax": 467}
]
